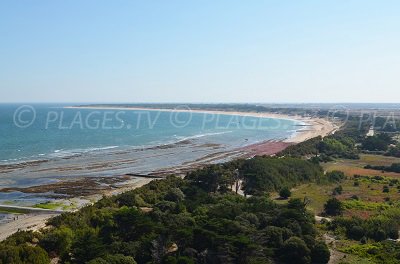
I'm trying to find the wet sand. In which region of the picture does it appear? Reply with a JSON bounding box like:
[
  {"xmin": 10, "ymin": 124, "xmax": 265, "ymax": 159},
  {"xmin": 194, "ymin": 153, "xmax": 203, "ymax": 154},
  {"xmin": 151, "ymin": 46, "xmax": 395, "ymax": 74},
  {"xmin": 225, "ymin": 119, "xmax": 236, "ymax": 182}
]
[
  {"xmin": 0, "ymin": 107, "xmax": 337, "ymax": 241},
  {"xmin": 0, "ymin": 176, "xmax": 153, "ymax": 241}
]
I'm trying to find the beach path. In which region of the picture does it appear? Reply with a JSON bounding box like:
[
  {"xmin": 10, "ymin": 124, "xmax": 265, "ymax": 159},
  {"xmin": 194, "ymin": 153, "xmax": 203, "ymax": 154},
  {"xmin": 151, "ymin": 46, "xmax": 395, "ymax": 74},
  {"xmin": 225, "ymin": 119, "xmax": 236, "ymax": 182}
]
[{"xmin": 0, "ymin": 212, "xmax": 60, "ymax": 241}]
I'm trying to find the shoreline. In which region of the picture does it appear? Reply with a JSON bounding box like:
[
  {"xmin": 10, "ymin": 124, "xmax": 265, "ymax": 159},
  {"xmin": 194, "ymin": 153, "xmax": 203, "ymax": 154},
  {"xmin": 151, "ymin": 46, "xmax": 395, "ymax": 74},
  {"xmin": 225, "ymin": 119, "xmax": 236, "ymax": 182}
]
[
  {"xmin": 65, "ymin": 106, "xmax": 337, "ymax": 144},
  {"xmin": 0, "ymin": 176, "xmax": 154, "ymax": 241},
  {"xmin": 0, "ymin": 106, "xmax": 337, "ymax": 241}
]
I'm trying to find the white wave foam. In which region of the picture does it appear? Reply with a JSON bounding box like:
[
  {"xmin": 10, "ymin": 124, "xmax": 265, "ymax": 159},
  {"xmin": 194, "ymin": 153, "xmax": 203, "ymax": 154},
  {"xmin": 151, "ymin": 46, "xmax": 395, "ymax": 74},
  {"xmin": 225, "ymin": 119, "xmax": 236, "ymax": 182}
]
[
  {"xmin": 49, "ymin": 146, "xmax": 119, "ymax": 158},
  {"xmin": 124, "ymin": 131, "xmax": 233, "ymax": 152},
  {"xmin": 174, "ymin": 131, "xmax": 233, "ymax": 142}
]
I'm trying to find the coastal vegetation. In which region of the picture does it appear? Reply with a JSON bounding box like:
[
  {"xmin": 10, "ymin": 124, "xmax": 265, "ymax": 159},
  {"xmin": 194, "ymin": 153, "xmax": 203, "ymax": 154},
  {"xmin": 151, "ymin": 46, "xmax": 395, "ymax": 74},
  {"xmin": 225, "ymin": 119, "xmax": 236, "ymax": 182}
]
[
  {"xmin": 0, "ymin": 157, "xmax": 329, "ymax": 264},
  {"xmin": 2, "ymin": 107, "xmax": 400, "ymax": 263},
  {"xmin": 278, "ymin": 117, "xmax": 367, "ymax": 161},
  {"xmin": 364, "ymin": 163, "xmax": 400, "ymax": 173}
]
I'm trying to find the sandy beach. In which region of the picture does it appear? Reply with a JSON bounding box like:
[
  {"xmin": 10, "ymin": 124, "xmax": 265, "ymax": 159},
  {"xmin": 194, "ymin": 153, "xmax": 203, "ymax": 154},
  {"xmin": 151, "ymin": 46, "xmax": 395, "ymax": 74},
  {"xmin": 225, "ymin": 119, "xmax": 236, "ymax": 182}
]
[
  {"xmin": 0, "ymin": 213, "xmax": 59, "ymax": 241},
  {"xmin": 0, "ymin": 177, "xmax": 153, "ymax": 241},
  {"xmin": 66, "ymin": 106, "xmax": 338, "ymax": 144},
  {"xmin": 0, "ymin": 107, "xmax": 337, "ymax": 241}
]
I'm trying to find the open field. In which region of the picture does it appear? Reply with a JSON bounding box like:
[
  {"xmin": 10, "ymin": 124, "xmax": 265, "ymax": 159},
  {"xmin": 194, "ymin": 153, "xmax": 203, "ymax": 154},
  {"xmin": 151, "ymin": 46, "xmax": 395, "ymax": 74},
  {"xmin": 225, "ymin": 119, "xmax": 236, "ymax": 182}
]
[
  {"xmin": 282, "ymin": 155, "xmax": 400, "ymax": 263},
  {"xmin": 277, "ymin": 155, "xmax": 400, "ymax": 218},
  {"xmin": 323, "ymin": 154, "xmax": 400, "ymax": 178},
  {"xmin": 274, "ymin": 183, "xmax": 333, "ymax": 214},
  {"xmin": 288, "ymin": 179, "xmax": 400, "ymax": 218}
]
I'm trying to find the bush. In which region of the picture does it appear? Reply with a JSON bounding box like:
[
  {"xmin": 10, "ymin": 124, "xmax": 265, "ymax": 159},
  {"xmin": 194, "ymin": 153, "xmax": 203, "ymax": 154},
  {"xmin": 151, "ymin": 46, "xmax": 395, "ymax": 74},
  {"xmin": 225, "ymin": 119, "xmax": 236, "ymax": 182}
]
[
  {"xmin": 280, "ymin": 237, "xmax": 311, "ymax": 264},
  {"xmin": 383, "ymin": 186, "xmax": 390, "ymax": 193},
  {"xmin": 0, "ymin": 244, "xmax": 50, "ymax": 264},
  {"xmin": 362, "ymin": 134, "xmax": 393, "ymax": 151},
  {"xmin": 324, "ymin": 198, "xmax": 343, "ymax": 216},
  {"xmin": 348, "ymin": 226, "xmax": 365, "ymax": 240},
  {"xmin": 371, "ymin": 229, "xmax": 387, "ymax": 242},
  {"xmin": 39, "ymin": 226, "xmax": 73, "ymax": 258},
  {"xmin": 311, "ymin": 242, "xmax": 330, "ymax": 264},
  {"xmin": 165, "ymin": 188, "xmax": 185, "ymax": 202},
  {"xmin": 327, "ymin": 171, "xmax": 345, "ymax": 183},
  {"xmin": 279, "ymin": 187, "xmax": 292, "ymax": 199},
  {"xmin": 332, "ymin": 185, "xmax": 343, "ymax": 195},
  {"xmin": 350, "ymin": 195, "xmax": 359, "ymax": 200}
]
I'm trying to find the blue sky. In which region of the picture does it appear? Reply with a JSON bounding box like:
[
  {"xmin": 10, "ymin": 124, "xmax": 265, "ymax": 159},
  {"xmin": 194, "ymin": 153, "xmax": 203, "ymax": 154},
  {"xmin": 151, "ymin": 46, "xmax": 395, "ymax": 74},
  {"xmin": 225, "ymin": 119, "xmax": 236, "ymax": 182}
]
[{"xmin": 1, "ymin": 1, "xmax": 399, "ymax": 103}]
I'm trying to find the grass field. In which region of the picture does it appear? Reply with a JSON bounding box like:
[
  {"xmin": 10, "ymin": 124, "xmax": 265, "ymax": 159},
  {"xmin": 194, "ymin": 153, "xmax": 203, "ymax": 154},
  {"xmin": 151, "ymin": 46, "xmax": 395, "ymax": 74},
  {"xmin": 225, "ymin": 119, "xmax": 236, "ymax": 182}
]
[
  {"xmin": 288, "ymin": 179, "xmax": 400, "ymax": 217},
  {"xmin": 277, "ymin": 154, "xmax": 400, "ymax": 263},
  {"xmin": 279, "ymin": 155, "xmax": 400, "ymax": 217},
  {"xmin": 281, "ymin": 183, "xmax": 333, "ymax": 214},
  {"xmin": 323, "ymin": 154, "xmax": 400, "ymax": 178},
  {"xmin": 33, "ymin": 200, "xmax": 77, "ymax": 211},
  {"xmin": 0, "ymin": 207, "xmax": 29, "ymax": 214}
]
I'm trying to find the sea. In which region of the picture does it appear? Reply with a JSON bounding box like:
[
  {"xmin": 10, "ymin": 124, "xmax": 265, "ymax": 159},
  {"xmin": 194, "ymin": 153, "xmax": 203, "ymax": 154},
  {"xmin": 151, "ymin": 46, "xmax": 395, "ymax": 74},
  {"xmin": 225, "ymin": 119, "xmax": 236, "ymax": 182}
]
[{"xmin": 0, "ymin": 103, "xmax": 301, "ymax": 209}]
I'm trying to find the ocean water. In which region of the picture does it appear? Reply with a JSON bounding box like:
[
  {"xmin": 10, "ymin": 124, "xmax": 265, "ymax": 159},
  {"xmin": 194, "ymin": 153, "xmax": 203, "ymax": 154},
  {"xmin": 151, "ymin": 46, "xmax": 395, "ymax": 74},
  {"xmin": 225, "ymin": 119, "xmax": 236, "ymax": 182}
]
[{"xmin": 0, "ymin": 104, "xmax": 300, "ymax": 189}]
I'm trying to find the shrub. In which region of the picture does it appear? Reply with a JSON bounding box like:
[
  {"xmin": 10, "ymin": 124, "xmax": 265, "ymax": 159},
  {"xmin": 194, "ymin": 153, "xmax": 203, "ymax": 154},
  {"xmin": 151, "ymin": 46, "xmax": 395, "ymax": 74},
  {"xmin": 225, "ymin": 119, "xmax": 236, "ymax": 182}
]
[
  {"xmin": 332, "ymin": 185, "xmax": 343, "ymax": 195},
  {"xmin": 350, "ymin": 195, "xmax": 359, "ymax": 200},
  {"xmin": 324, "ymin": 198, "xmax": 343, "ymax": 216},
  {"xmin": 0, "ymin": 244, "xmax": 49, "ymax": 264},
  {"xmin": 371, "ymin": 229, "xmax": 386, "ymax": 242},
  {"xmin": 327, "ymin": 171, "xmax": 345, "ymax": 183},
  {"xmin": 39, "ymin": 226, "xmax": 73, "ymax": 258},
  {"xmin": 279, "ymin": 187, "xmax": 292, "ymax": 199},
  {"xmin": 165, "ymin": 188, "xmax": 185, "ymax": 202},
  {"xmin": 383, "ymin": 186, "xmax": 390, "ymax": 193},
  {"xmin": 311, "ymin": 242, "xmax": 330, "ymax": 264},
  {"xmin": 348, "ymin": 226, "xmax": 365, "ymax": 240},
  {"xmin": 280, "ymin": 237, "xmax": 311, "ymax": 264}
]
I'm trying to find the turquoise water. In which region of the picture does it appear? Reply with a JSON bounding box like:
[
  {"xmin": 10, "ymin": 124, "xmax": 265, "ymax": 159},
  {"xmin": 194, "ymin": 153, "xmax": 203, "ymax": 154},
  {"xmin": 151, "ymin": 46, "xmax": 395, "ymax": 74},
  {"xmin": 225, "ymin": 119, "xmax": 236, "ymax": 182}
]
[
  {"xmin": 0, "ymin": 104, "xmax": 298, "ymax": 163},
  {"xmin": 0, "ymin": 104, "xmax": 300, "ymax": 188}
]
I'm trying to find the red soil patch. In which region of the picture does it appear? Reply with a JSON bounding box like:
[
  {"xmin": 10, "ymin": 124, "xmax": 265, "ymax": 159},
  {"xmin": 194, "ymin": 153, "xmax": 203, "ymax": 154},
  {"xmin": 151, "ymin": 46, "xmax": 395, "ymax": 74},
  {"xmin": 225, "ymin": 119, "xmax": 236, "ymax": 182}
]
[
  {"xmin": 241, "ymin": 140, "xmax": 293, "ymax": 157},
  {"xmin": 344, "ymin": 210, "xmax": 374, "ymax": 219}
]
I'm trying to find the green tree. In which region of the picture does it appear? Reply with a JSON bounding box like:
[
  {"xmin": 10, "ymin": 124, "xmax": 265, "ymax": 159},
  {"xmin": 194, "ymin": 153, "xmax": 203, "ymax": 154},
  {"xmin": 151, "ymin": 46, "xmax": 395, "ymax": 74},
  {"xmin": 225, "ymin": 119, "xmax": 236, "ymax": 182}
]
[
  {"xmin": 280, "ymin": 237, "xmax": 311, "ymax": 264},
  {"xmin": 71, "ymin": 228, "xmax": 104, "ymax": 263},
  {"xmin": 347, "ymin": 225, "xmax": 365, "ymax": 240},
  {"xmin": 40, "ymin": 226, "xmax": 74, "ymax": 259},
  {"xmin": 0, "ymin": 245, "xmax": 49, "ymax": 264},
  {"xmin": 87, "ymin": 254, "xmax": 137, "ymax": 264},
  {"xmin": 165, "ymin": 188, "xmax": 185, "ymax": 202},
  {"xmin": 311, "ymin": 242, "xmax": 330, "ymax": 264},
  {"xmin": 279, "ymin": 187, "xmax": 292, "ymax": 199},
  {"xmin": 324, "ymin": 198, "xmax": 343, "ymax": 216},
  {"xmin": 326, "ymin": 171, "xmax": 345, "ymax": 183}
]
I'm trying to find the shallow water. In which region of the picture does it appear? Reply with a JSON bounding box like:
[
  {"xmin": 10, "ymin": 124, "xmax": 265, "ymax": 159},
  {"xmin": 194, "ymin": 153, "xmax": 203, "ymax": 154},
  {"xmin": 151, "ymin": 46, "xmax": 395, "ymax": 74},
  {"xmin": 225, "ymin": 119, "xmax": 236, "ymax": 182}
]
[{"xmin": 0, "ymin": 104, "xmax": 300, "ymax": 204}]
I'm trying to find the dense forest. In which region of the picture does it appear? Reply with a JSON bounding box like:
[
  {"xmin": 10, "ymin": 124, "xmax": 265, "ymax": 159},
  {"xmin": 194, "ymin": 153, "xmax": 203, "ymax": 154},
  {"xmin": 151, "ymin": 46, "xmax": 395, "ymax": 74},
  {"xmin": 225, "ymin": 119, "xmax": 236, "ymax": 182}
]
[{"xmin": 0, "ymin": 157, "xmax": 329, "ymax": 264}]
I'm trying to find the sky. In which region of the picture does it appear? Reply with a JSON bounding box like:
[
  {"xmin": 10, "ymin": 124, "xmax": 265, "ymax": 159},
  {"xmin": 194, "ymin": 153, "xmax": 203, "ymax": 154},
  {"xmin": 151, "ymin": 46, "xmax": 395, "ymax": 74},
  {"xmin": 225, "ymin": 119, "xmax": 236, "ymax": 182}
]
[{"xmin": 1, "ymin": 1, "xmax": 399, "ymax": 103}]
